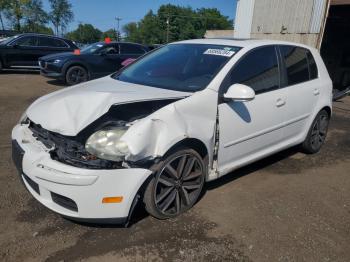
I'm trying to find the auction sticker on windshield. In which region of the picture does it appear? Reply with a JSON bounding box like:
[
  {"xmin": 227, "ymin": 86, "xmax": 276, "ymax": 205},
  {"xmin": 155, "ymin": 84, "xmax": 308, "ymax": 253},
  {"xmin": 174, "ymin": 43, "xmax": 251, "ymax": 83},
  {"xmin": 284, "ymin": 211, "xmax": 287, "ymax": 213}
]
[{"xmin": 204, "ymin": 48, "xmax": 235, "ymax": 57}]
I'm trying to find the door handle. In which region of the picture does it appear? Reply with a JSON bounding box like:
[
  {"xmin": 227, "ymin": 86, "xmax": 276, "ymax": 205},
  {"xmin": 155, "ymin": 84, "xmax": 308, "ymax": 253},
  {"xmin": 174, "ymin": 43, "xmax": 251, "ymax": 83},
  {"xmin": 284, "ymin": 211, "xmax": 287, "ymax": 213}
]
[
  {"xmin": 313, "ymin": 88, "xmax": 320, "ymax": 96},
  {"xmin": 276, "ymin": 98, "xmax": 286, "ymax": 107}
]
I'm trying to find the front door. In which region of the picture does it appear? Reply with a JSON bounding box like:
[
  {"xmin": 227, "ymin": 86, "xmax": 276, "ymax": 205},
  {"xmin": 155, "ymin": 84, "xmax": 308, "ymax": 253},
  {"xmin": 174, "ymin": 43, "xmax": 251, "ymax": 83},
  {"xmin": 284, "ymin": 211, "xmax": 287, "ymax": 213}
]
[
  {"xmin": 6, "ymin": 36, "xmax": 40, "ymax": 67},
  {"xmin": 217, "ymin": 45, "xmax": 288, "ymax": 174},
  {"xmin": 91, "ymin": 44, "xmax": 122, "ymax": 77}
]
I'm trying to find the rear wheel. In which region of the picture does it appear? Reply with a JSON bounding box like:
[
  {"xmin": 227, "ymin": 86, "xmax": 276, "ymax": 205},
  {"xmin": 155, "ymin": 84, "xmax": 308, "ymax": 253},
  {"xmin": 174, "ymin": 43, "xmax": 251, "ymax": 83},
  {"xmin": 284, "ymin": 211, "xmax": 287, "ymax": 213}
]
[
  {"xmin": 143, "ymin": 148, "xmax": 206, "ymax": 219},
  {"xmin": 301, "ymin": 110, "xmax": 330, "ymax": 154},
  {"xmin": 0, "ymin": 60, "xmax": 3, "ymax": 72},
  {"xmin": 65, "ymin": 65, "xmax": 88, "ymax": 86}
]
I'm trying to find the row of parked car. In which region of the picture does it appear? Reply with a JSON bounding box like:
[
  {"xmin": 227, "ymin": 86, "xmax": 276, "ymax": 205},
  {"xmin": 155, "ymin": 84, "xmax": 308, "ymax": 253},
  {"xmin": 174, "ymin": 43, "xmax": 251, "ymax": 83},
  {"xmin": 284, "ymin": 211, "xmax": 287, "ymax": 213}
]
[{"xmin": 0, "ymin": 33, "xmax": 151, "ymax": 85}]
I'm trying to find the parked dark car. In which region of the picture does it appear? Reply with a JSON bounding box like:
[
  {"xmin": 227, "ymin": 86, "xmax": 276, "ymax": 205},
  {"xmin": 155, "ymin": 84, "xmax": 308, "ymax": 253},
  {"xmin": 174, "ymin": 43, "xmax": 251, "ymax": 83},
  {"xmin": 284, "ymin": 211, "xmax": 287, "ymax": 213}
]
[
  {"xmin": 39, "ymin": 41, "xmax": 149, "ymax": 85},
  {"xmin": 0, "ymin": 33, "xmax": 77, "ymax": 70}
]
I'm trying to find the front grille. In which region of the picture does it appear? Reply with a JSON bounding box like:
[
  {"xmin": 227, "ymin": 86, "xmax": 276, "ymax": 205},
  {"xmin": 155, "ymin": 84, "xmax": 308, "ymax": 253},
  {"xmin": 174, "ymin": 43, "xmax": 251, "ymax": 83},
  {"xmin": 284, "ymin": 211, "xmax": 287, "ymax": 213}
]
[
  {"xmin": 23, "ymin": 174, "xmax": 40, "ymax": 195},
  {"xmin": 51, "ymin": 192, "xmax": 78, "ymax": 212}
]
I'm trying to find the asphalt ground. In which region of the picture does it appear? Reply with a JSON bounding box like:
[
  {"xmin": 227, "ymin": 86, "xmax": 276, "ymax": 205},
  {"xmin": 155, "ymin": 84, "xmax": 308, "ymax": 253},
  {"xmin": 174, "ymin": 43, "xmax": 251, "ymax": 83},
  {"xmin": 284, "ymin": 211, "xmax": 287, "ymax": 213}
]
[{"xmin": 0, "ymin": 72, "xmax": 349, "ymax": 262}]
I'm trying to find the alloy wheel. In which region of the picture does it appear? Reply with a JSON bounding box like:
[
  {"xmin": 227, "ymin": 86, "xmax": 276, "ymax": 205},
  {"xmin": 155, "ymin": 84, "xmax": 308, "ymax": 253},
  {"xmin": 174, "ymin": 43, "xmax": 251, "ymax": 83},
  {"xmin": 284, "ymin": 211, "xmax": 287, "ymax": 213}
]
[
  {"xmin": 154, "ymin": 153, "xmax": 204, "ymax": 216},
  {"xmin": 310, "ymin": 114, "xmax": 329, "ymax": 151},
  {"xmin": 68, "ymin": 67, "xmax": 87, "ymax": 84}
]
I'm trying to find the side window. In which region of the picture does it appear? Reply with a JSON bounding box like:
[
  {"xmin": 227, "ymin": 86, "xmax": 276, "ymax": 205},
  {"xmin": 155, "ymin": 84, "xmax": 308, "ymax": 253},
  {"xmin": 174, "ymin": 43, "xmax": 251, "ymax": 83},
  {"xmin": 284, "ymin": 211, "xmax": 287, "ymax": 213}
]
[
  {"xmin": 280, "ymin": 46, "xmax": 309, "ymax": 86},
  {"xmin": 120, "ymin": 44, "xmax": 146, "ymax": 55},
  {"xmin": 52, "ymin": 38, "xmax": 68, "ymax": 48},
  {"xmin": 307, "ymin": 51, "xmax": 318, "ymax": 80},
  {"xmin": 100, "ymin": 44, "xmax": 119, "ymax": 55},
  {"xmin": 14, "ymin": 36, "xmax": 37, "ymax": 47},
  {"xmin": 224, "ymin": 46, "xmax": 280, "ymax": 95},
  {"xmin": 38, "ymin": 37, "xmax": 68, "ymax": 48}
]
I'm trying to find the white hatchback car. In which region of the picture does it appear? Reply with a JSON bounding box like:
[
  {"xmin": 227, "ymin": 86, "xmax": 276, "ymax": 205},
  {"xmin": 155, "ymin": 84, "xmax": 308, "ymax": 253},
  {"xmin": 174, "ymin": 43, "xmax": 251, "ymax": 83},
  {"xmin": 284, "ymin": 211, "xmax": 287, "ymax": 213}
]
[{"xmin": 12, "ymin": 39, "xmax": 332, "ymax": 224}]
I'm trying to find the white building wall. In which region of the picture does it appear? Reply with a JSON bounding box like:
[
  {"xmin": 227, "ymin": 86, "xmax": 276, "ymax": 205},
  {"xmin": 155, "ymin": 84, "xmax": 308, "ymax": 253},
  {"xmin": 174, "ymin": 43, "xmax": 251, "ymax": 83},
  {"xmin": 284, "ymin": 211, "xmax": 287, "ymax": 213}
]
[
  {"xmin": 310, "ymin": 0, "xmax": 329, "ymax": 33},
  {"xmin": 233, "ymin": 0, "xmax": 255, "ymax": 38},
  {"xmin": 234, "ymin": 0, "xmax": 329, "ymax": 48}
]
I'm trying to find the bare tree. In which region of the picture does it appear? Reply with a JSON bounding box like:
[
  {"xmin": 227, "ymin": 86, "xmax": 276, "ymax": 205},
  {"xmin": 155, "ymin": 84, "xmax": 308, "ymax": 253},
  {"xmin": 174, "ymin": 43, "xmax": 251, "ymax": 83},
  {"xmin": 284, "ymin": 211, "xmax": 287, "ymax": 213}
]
[
  {"xmin": 49, "ymin": 0, "xmax": 73, "ymax": 36},
  {"xmin": 0, "ymin": 0, "xmax": 10, "ymax": 30},
  {"xmin": 3, "ymin": 0, "xmax": 29, "ymax": 31},
  {"xmin": 23, "ymin": 0, "xmax": 48, "ymax": 32}
]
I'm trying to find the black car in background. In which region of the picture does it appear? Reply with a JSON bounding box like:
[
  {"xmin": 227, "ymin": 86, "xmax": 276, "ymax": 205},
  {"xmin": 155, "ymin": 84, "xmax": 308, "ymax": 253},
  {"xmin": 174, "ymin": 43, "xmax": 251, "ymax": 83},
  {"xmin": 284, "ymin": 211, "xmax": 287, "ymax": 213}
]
[
  {"xmin": 39, "ymin": 41, "xmax": 149, "ymax": 85},
  {"xmin": 0, "ymin": 33, "xmax": 77, "ymax": 70}
]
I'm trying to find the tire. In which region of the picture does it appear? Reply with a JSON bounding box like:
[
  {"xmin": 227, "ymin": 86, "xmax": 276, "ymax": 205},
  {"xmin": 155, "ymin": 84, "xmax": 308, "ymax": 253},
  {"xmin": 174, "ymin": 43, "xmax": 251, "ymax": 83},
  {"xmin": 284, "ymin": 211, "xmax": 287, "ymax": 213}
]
[
  {"xmin": 301, "ymin": 109, "xmax": 330, "ymax": 154},
  {"xmin": 143, "ymin": 147, "xmax": 206, "ymax": 219},
  {"xmin": 65, "ymin": 65, "xmax": 88, "ymax": 86},
  {"xmin": 0, "ymin": 59, "xmax": 3, "ymax": 72}
]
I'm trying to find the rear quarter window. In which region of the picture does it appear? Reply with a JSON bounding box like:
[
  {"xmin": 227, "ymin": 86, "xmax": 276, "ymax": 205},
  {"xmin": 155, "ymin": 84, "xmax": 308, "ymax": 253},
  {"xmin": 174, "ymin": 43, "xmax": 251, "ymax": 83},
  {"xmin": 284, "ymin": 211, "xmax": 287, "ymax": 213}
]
[
  {"xmin": 120, "ymin": 44, "xmax": 146, "ymax": 55},
  {"xmin": 38, "ymin": 37, "xmax": 68, "ymax": 48},
  {"xmin": 280, "ymin": 46, "xmax": 309, "ymax": 86},
  {"xmin": 307, "ymin": 51, "xmax": 318, "ymax": 80}
]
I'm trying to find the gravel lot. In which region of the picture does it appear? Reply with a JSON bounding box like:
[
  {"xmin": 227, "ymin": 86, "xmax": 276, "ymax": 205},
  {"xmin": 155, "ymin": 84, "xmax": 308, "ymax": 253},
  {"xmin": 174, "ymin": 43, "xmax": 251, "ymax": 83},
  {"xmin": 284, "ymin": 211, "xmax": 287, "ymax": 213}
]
[{"xmin": 0, "ymin": 72, "xmax": 349, "ymax": 262}]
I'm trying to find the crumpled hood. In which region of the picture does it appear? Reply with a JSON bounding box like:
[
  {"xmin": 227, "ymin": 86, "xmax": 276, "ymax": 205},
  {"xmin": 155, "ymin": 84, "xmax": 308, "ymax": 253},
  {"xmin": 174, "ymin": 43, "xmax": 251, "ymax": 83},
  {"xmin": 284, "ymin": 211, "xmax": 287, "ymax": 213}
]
[{"xmin": 27, "ymin": 76, "xmax": 191, "ymax": 136}]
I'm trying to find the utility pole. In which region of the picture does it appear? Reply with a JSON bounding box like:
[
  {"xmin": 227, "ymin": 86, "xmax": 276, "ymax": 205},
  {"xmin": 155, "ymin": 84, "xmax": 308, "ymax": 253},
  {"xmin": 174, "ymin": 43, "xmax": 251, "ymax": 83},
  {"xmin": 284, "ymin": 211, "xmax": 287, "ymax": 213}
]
[
  {"xmin": 115, "ymin": 16, "xmax": 122, "ymax": 41},
  {"xmin": 166, "ymin": 15, "xmax": 170, "ymax": 43},
  {"xmin": 78, "ymin": 21, "xmax": 83, "ymax": 42}
]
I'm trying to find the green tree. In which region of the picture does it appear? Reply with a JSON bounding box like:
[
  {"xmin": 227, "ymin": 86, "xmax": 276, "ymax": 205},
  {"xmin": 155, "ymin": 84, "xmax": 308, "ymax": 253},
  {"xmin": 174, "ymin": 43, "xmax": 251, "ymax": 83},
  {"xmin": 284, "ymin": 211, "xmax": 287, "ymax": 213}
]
[
  {"xmin": 23, "ymin": 0, "xmax": 48, "ymax": 32},
  {"xmin": 101, "ymin": 28, "xmax": 118, "ymax": 41},
  {"xmin": 65, "ymin": 23, "xmax": 102, "ymax": 43},
  {"xmin": 124, "ymin": 10, "xmax": 163, "ymax": 44},
  {"xmin": 138, "ymin": 10, "xmax": 162, "ymax": 44},
  {"xmin": 123, "ymin": 4, "xmax": 232, "ymax": 45},
  {"xmin": 22, "ymin": 24, "xmax": 53, "ymax": 34},
  {"xmin": 0, "ymin": 0, "xmax": 10, "ymax": 30},
  {"xmin": 157, "ymin": 4, "xmax": 200, "ymax": 43},
  {"xmin": 49, "ymin": 0, "xmax": 73, "ymax": 36},
  {"xmin": 3, "ymin": 0, "xmax": 30, "ymax": 31},
  {"xmin": 123, "ymin": 22, "xmax": 140, "ymax": 42},
  {"xmin": 197, "ymin": 8, "xmax": 232, "ymax": 30}
]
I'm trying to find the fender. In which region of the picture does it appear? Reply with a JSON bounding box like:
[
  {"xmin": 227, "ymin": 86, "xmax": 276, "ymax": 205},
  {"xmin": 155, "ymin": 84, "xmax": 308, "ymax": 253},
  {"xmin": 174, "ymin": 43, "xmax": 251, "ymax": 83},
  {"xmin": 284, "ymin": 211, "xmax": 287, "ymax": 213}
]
[{"xmin": 122, "ymin": 88, "xmax": 219, "ymax": 169}]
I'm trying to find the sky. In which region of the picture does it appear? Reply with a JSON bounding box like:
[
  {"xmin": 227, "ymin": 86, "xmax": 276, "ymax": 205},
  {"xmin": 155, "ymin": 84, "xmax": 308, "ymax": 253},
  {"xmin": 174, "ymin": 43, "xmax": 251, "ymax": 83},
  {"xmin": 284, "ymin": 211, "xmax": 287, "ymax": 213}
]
[{"xmin": 42, "ymin": 0, "xmax": 237, "ymax": 32}]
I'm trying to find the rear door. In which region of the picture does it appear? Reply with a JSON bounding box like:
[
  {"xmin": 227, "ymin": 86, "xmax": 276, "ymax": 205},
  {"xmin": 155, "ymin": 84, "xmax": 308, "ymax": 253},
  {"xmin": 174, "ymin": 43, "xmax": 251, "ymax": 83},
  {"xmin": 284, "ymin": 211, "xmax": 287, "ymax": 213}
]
[
  {"xmin": 37, "ymin": 36, "xmax": 71, "ymax": 59},
  {"xmin": 217, "ymin": 45, "xmax": 288, "ymax": 174},
  {"xmin": 118, "ymin": 43, "xmax": 147, "ymax": 66},
  {"xmin": 89, "ymin": 43, "xmax": 121, "ymax": 77},
  {"xmin": 278, "ymin": 45, "xmax": 320, "ymax": 140}
]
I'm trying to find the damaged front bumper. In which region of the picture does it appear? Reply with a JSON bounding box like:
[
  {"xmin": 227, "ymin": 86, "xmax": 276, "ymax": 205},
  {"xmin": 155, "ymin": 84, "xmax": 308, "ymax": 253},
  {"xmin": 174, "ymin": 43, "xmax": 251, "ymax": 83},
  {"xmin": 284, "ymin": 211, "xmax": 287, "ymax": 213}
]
[{"xmin": 11, "ymin": 124, "xmax": 153, "ymax": 222}]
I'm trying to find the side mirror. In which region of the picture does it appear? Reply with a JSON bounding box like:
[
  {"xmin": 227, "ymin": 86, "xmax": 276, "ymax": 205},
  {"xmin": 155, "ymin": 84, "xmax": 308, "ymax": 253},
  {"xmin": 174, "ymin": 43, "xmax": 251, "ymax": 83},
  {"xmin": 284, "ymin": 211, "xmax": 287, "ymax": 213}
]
[
  {"xmin": 12, "ymin": 44, "xmax": 19, "ymax": 49},
  {"xmin": 223, "ymin": 84, "xmax": 255, "ymax": 102}
]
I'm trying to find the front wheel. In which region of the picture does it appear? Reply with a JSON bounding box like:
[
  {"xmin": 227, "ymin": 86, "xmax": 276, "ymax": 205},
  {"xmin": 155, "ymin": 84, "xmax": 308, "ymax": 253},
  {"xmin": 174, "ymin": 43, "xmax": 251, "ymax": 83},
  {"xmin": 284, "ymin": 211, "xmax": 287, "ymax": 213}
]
[
  {"xmin": 143, "ymin": 148, "xmax": 206, "ymax": 219},
  {"xmin": 301, "ymin": 109, "xmax": 330, "ymax": 154},
  {"xmin": 65, "ymin": 65, "xmax": 89, "ymax": 86}
]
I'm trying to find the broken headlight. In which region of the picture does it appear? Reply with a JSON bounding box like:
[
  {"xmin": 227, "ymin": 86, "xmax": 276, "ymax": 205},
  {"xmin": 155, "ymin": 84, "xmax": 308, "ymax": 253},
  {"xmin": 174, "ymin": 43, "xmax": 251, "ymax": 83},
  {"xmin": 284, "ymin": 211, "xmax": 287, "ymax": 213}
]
[{"xmin": 85, "ymin": 127, "xmax": 130, "ymax": 161}]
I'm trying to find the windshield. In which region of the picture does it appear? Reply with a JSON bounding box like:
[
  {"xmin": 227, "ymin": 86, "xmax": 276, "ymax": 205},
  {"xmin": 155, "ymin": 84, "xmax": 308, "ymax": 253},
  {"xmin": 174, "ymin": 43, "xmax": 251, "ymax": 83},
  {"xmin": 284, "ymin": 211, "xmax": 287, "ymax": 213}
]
[
  {"xmin": 0, "ymin": 35, "xmax": 20, "ymax": 45},
  {"xmin": 80, "ymin": 42, "xmax": 105, "ymax": 54},
  {"xmin": 114, "ymin": 43, "xmax": 240, "ymax": 92}
]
